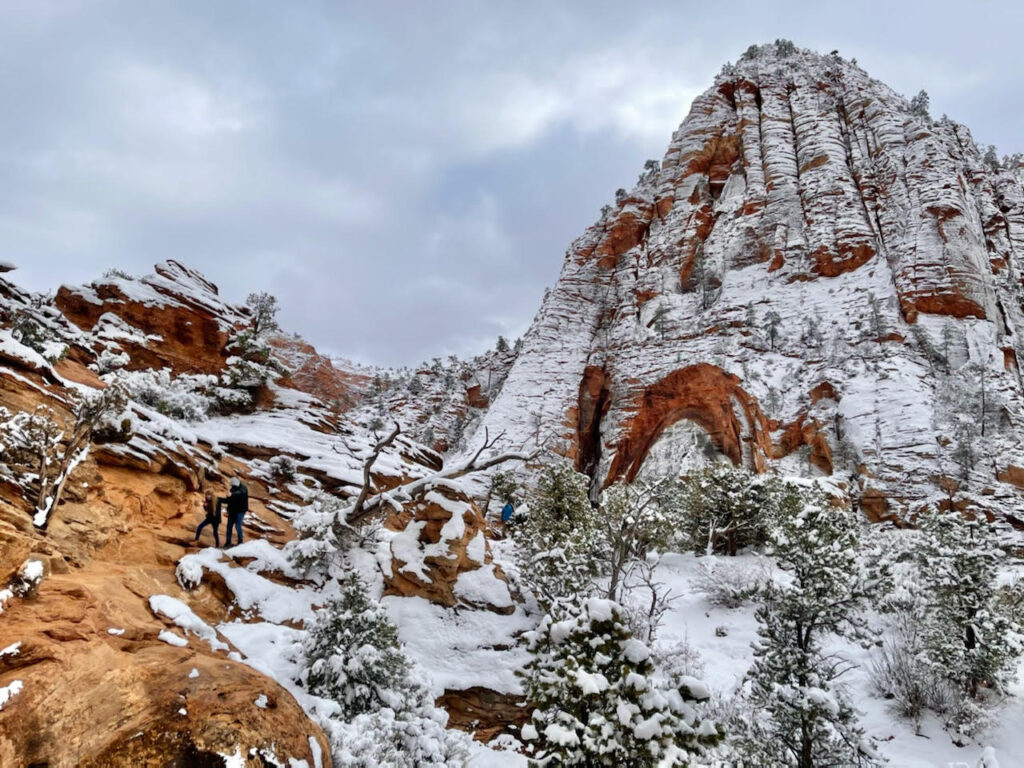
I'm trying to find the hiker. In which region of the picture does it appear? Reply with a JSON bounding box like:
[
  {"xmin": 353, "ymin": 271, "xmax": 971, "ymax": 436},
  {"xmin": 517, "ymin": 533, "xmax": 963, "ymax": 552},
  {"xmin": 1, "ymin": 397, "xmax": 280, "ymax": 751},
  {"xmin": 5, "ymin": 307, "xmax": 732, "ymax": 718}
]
[
  {"xmin": 221, "ymin": 476, "xmax": 249, "ymax": 548},
  {"xmin": 193, "ymin": 490, "xmax": 221, "ymax": 547},
  {"xmin": 501, "ymin": 500, "xmax": 515, "ymax": 524}
]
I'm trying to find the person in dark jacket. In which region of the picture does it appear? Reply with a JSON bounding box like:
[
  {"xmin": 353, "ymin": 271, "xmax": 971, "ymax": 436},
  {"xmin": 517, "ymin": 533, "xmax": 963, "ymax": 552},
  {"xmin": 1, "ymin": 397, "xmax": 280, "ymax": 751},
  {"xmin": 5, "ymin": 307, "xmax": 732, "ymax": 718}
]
[
  {"xmin": 221, "ymin": 476, "xmax": 249, "ymax": 548},
  {"xmin": 193, "ymin": 491, "xmax": 221, "ymax": 547}
]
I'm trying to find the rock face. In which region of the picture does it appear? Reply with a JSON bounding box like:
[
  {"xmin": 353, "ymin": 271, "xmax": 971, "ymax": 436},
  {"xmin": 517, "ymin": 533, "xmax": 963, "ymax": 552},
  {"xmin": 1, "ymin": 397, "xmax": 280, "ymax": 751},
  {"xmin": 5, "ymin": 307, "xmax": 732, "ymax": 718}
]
[
  {"xmin": 0, "ymin": 459, "xmax": 330, "ymax": 768},
  {"xmin": 55, "ymin": 261, "xmax": 248, "ymax": 376},
  {"xmin": 476, "ymin": 43, "xmax": 1024, "ymax": 519},
  {"xmin": 384, "ymin": 481, "xmax": 514, "ymax": 614},
  {"xmin": 0, "ymin": 262, "xmax": 520, "ymax": 763}
]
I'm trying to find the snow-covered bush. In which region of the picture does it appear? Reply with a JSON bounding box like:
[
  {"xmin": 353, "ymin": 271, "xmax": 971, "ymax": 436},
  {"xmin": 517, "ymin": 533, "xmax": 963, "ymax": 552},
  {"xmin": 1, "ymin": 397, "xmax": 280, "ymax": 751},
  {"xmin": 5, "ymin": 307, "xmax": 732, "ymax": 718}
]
[
  {"xmin": 695, "ymin": 558, "xmax": 767, "ymax": 608},
  {"xmin": 322, "ymin": 702, "xmax": 471, "ymax": 768},
  {"xmin": 738, "ymin": 488, "xmax": 883, "ymax": 766},
  {"xmin": 222, "ymin": 329, "xmax": 286, "ymax": 391},
  {"xmin": 518, "ymin": 597, "xmax": 722, "ymax": 766},
  {"xmin": 299, "ymin": 571, "xmax": 471, "ymax": 767},
  {"xmin": 285, "ymin": 493, "xmax": 380, "ymax": 581},
  {"xmin": 111, "ymin": 369, "xmax": 216, "ymax": 420},
  {"xmin": 679, "ymin": 463, "xmax": 781, "ymax": 556},
  {"xmin": 92, "ymin": 348, "xmax": 130, "ymax": 374},
  {"xmin": 287, "ymin": 495, "xmax": 345, "ymax": 580},
  {"xmin": 268, "ymin": 454, "xmax": 297, "ymax": 483},
  {"xmin": 514, "ymin": 462, "xmax": 603, "ymax": 610},
  {"xmin": 9, "ymin": 310, "xmax": 67, "ymax": 363}
]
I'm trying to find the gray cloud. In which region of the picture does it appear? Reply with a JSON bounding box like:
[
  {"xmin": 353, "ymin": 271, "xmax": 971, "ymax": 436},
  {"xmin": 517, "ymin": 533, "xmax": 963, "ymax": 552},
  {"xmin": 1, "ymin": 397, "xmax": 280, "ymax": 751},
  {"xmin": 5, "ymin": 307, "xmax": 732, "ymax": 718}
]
[{"xmin": 2, "ymin": 0, "xmax": 1021, "ymax": 365}]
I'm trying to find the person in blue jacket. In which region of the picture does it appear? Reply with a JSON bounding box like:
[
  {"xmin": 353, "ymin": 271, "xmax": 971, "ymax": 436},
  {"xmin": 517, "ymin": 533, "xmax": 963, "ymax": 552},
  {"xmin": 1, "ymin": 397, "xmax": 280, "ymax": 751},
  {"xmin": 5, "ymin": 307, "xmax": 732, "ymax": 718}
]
[{"xmin": 501, "ymin": 501, "xmax": 515, "ymax": 524}]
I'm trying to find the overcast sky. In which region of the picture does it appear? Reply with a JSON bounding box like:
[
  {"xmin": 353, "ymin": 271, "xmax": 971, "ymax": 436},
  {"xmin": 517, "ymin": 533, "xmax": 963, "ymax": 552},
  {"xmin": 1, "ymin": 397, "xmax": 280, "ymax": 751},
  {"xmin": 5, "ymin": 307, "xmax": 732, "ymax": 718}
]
[{"xmin": 3, "ymin": 1, "xmax": 1021, "ymax": 366}]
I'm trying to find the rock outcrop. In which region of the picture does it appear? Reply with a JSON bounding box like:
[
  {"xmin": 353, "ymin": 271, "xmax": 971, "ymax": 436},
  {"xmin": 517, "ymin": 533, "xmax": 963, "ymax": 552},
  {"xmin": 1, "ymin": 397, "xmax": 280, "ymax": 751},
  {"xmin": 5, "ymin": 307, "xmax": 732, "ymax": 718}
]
[
  {"xmin": 475, "ymin": 43, "xmax": 1024, "ymax": 520},
  {"xmin": 0, "ymin": 264, "xmax": 518, "ymax": 764}
]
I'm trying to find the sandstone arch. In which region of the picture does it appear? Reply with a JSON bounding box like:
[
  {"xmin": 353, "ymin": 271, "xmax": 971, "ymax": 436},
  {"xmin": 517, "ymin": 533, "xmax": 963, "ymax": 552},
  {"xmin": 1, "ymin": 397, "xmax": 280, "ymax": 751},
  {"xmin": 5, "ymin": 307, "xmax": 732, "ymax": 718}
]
[{"xmin": 605, "ymin": 363, "xmax": 774, "ymax": 485}]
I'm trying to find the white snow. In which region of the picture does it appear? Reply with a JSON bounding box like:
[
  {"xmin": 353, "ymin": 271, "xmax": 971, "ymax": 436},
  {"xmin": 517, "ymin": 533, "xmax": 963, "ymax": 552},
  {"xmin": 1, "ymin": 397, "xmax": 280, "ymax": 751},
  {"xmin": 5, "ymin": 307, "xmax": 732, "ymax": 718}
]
[
  {"xmin": 254, "ymin": 693, "xmax": 269, "ymax": 709},
  {"xmin": 19, "ymin": 559, "xmax": 43, "ymax": 583},
  {"xmin": 453, "ymin": 564, "xmax": 513, "ymax": 609},
  {"xmin": 0, "ymin": 642, "xmax": 20, "ymax": 658},
  {"xmin": 149, "ymin": 594, "xmax": 228, "ymax": 651},
  {"xmin": 158, "ymin": 629, "xmax": 188, "ymax": 648},
  {"xmin": 189, "ymin": 668, "xmax": 200, "ymax": 679},
  {"xmin": 107, "ymin": 627, "xmax": 126, "ymax": 636},
  {"xmin": 0, "ymin": 680, "xmax": 24, "ymax": 711}
]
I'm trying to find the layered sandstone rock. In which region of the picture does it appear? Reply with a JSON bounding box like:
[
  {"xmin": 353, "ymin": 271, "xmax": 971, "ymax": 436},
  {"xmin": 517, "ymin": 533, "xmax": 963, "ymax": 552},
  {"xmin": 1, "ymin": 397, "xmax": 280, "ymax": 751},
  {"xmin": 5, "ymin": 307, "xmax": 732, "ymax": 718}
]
[{"xmin": 475, "ymin": 43, "xmax": 1024, "ymax": 519}]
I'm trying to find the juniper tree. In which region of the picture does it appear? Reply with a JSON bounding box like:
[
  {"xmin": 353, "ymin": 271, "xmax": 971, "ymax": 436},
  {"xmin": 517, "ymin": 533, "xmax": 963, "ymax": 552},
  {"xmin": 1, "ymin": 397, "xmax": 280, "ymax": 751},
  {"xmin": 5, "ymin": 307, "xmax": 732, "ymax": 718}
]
[
  {"xmin": 916, "ymin": 510, "xmax": 1022, "ymax": 703},
  {"xmin": 514, "ymin": 462, "xmax": 603, "ymax": 611},
  {"xmin": 519, "ymin": 598, "xmax": 722, "ymax": 767},
  {"xmin": 740, "ymin": 488, "xmax": 882, "ymax": 768},
  {"xmin": 679, "ymin": 464, "xmax": 779, "ymax": 556}
]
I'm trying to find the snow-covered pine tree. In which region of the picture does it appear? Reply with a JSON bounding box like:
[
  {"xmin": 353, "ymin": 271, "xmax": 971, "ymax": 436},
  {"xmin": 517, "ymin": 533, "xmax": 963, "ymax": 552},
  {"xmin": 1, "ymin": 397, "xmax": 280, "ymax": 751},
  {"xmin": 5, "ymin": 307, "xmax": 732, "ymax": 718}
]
[
  {"xmin": 299, "ymin": 571, "xmax": 412, "ymax": 717},
  {"xmin": 916, "ymin": 509, "xmax": 1022, "ymax": 705},
  {"xmin": 679, "ymin": 463, "xmax": 778, "ymax": 556},
  {"xmin": 514, "ymin": 461, "xmax": 603, "ymax": 610},
  {"xmin": 740, "ymin": 487, "xmax": 882, "ymax": 767},
  {"xmin": 299, "ymin": 571, "xmax": 471, "ymax": 766},
  {"xmin": 519, "ymin": 597, "xmax": 721, "ymax": 766}
]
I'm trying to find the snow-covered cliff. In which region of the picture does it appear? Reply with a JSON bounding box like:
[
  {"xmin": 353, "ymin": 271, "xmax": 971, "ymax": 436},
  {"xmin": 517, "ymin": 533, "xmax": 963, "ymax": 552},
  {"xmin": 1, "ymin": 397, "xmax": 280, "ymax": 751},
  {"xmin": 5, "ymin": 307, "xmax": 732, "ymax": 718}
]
[{"xmin": 476, "ymin": 43, "xmax": 1024, "ymax": 522}]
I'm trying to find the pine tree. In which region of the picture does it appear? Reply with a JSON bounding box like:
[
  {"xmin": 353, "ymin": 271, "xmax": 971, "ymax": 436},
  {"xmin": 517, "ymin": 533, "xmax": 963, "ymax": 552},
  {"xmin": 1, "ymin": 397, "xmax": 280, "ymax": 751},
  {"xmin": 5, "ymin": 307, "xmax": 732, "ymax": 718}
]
[
  {"xmin": 299, "ymin": 571, "xmax": 412, "ymax": 718},
  {"xmin": 519, "ymin": 598, "xmax": 722, "ymax": 766},
  {"xmin": 740, "ymin": 489, "xmax": 882, "ymax": 767},
  {"xmin": 910, "ymin": 89, "xmax": 930, "ymax": 119},
  {"xmin": 245, "ymin": 291, "xmax": 280, "ymax": 336},
  {"xmin": 764, "ymin": 310, "xmax": 783, "ymax": 351},
  {"xmin": 514, "ymin": 462, "xmax": 603, "ymax": 610},
  {"xmin": 916, "ymin": 510, "xmax": 1022, "ymax": 703},
  {"xmin": 679, "ymin": 464, "xmax": 778, "ymax": 556}
]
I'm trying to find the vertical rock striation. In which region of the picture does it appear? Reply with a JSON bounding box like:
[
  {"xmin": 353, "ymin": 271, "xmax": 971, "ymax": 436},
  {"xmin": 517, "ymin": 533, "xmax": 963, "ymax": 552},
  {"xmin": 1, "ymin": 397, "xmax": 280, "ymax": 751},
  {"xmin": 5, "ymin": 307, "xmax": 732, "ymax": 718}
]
[{"xmin": 476, "ymin": 43, "xmax": 1024, "ymax": 519}]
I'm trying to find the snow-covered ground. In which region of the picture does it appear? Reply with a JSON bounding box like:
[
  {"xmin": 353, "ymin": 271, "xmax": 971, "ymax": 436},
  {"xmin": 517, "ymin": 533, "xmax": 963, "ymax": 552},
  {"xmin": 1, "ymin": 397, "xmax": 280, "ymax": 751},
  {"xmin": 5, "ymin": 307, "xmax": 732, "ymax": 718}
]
[{"xmin": 648, "ymin": 552, "xmax": 1024, "ymax": 768}]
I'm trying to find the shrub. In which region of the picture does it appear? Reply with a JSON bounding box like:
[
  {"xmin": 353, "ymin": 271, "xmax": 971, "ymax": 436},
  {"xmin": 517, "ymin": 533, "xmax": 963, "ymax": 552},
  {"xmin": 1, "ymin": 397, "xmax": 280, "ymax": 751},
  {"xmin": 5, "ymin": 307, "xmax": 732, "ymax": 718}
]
[
  {"xmin": 679, "ymin": 464, "xmax": 781, "ymax": 556},
  {"xmin": 518, "ymin": 598, "xmax": 722, "ymax": 766},
  {"xmin": 514, "ymin": 462, "xmax": 603, "ymax": 610}
]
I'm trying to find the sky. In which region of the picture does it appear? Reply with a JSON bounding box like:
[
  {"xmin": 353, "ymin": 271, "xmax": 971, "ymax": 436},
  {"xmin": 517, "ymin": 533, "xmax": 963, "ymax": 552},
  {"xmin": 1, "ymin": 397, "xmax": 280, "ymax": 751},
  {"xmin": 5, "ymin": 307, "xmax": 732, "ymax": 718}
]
[{"xmin": 2, "ymin": 1, "xmax": 1022, "ymax": 367}]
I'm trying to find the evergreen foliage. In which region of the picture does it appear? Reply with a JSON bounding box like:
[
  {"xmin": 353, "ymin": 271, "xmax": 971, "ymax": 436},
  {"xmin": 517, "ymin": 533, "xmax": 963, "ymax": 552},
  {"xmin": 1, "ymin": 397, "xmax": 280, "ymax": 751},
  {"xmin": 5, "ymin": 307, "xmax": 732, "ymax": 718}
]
[
  {"xmin": 910, "ymin": 89, "xmax": 931, "ymax": 118},
  {"xmin": 519, "ymin": 598, "xmax": 722, "ymax": 767},
  {"xmin": 916, "ymin": 510, "xmax": 1022, "ymax": 702},
  {"xmin": 739, "ymin": 489, "xmax": 882, "ymax": 767},
  {"xmin": 514, "ymin": 462, "xmax": 603, "ymax": 610},
  {"xmin": 299, "ymin": 571, "xmax": 412, "ymax": 718},
  {"xmin": 679, "ymin": 463, "xmax": 780, "ymax": 556}
]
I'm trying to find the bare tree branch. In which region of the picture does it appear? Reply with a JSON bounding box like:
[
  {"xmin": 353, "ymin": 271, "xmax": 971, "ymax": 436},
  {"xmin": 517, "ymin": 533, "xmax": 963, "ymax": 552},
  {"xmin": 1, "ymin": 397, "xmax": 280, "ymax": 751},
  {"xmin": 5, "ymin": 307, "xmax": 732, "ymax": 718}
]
[
  {"xmin": 344, "ymin": 428, "xmax": 540, "ymax": 525},
  {"xmin": 348, "ymin": 421, "xmax": 401, "ymax": 521}
]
